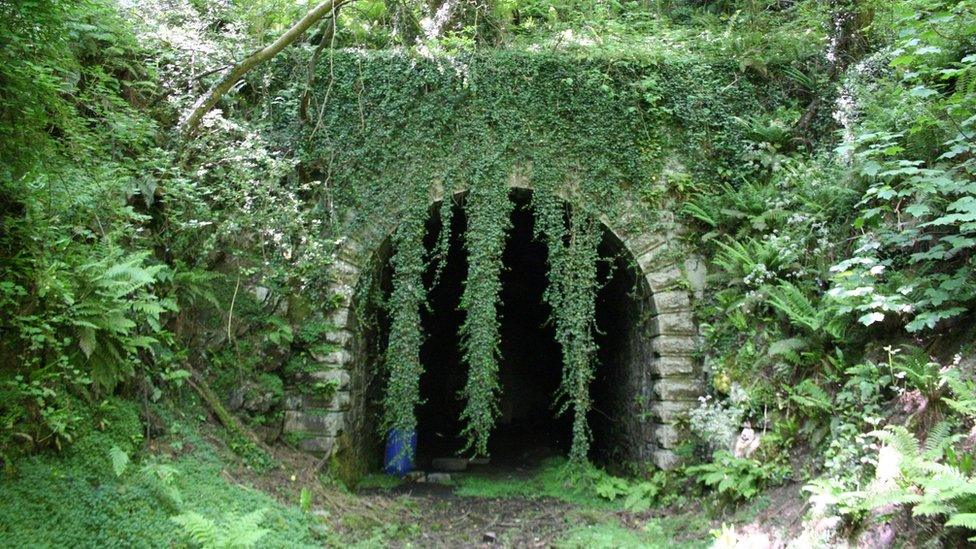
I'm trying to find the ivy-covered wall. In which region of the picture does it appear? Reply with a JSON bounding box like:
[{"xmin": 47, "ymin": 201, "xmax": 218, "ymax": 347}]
[{"xmin": 274, "ymin": 48, "xmax": 794, "ymax": 473}]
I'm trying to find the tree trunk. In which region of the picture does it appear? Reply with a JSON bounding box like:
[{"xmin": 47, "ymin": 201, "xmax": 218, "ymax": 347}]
[{"xmin": 180, "ymin": 0, "xmax": 348, "ymax": 136}]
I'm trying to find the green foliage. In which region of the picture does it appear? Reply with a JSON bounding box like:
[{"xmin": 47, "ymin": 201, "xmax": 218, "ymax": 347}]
[
  {"xmin": 828, "ymin": 0, "xmax": 976, "ymax": 333},
  {"xmin": 557, "ymin": 517, "xmax": 698, "ymax": 549},
  {"xmin": 0, "ymin": 400, "xmax": 317, "ymax": 547},
  {"xmin": 685, "ymin": 451, "xmax": 789, "ymax": 502},
  {"xmin": 381, "ymin": 200, "xmax": 428, "ymax": 438},
  {"xmin": 172, "ymin": 509, "xmax": 270, "ymax": 549},
  {"xmin": 810, "ymin": 423, "xmax": 976, "ymax": 542},
  {"xmin": 458, "ymin": 184, "xmax": 513, "ymax": 455},
  {"xmin": 110, "ymin": 445, "xmax": 130, "ymax": 477}
]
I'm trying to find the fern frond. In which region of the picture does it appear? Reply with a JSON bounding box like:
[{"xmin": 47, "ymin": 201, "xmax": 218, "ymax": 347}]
[
  {"xmin": 219, "ymin": 509, "xmax": 269, "ymax": 548},
  {"xmin": 922, "ymin": 421, "xmax": 953, "ymax": 460},
  {"xmin": 109, "ymin": 445, "xmax": 129, "ymax": 477},
  {"xmin": 766, "ymin": 282, "xmax": 821, "ymax": 333},
  {"xmin": 945, "ymin": 513, "xmax": 976, "ymax": 537},
  {"xmin": 871, "ymin": 426, "xmax": 920, "ymax": 460},
  {"xmin": 172, "ymin": 512, "xmax": 218, "ymax": 547}
]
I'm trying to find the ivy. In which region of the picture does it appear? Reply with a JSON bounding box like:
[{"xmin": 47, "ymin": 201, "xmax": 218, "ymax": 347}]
[
  {"xmin": 381, "ymin": 196, "xmax": 429, "ymax": 437},
  {"xmin": 288, "ymin": 47, "xmax": 785, "ymax": 459},
  {"xmin": 533, "ymin": 190, "xmax": 603, "ymax": 461},
  {"xmin": 458, "ymin": 180, "xmax": 513, "ymax": 456}
]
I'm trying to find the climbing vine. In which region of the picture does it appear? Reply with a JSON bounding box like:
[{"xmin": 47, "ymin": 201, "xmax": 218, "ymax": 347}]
[
  {"xmin": 381, "ymin": 198, "xmax": 429, "ymax": 437},
  {"xmin": 457, "ymin": 179, "xmax": 513, "ymax": 456},
  {"xmin": 533, "ymin": 190, "xmax": 603, "ymax": 461},
  {"xmin": 289, "ymin": 48, "xmax": 789, "ymax": 458}
]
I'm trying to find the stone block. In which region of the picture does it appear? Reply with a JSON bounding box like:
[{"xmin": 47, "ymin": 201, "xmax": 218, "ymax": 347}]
[
  {"xmin": 298, "ymin": 436, "xmax": 337, "ymax": 455},
  {"xmin": 328, "ymin": 282, "xmax": 355, "ymax": 306},
  {"xmin": 652, "ymin": 449, "xmax": 682, "ymax": 470},
  {"xmin": 653, "ymin": 335, "xmax": 698, "ymax": 355},
  {"xmin": 332, "ymin": 258, "xmax": 360, "ymax": 279},
  {"xmin": 324, "ymin": 329, "xmax": 354, "ymax": 346},
  {"xmin": 284, "ymin": 391, "xmax": 351, "ymax": 411},
  {"xmin": 652, "ymin": 377, "xmax": 704, "ymax": 401},
  {"xmin": 683, "ymin": 256, "xmax": 707, "ymax": 300},
  {"xmin": 654, "ymin": 423, "xmax": 682, "ymax": 449},
  {"xmin": 647, "ymin": 400, "xmax": 697, "ymax": 423},
  {"xmin": 312, "ymin": 348, "xmax": 352, "ymax": 366},
  {"xmin": 653, "ymin": 290, "xmax": 691, "ymax": 313},
  {"xmin": 310, "ymin": 369, "xmax": 351, "ymax": 390},
  {"xmin": 326, "ymin": 307, "xmax": 350, "ymax": 328},
  {"xmin": 653, "ymin": 311, "xmax": 696, "ymax": 336},
  {"xmin": 284, "ymin": 410, "xmax": 345, "ymax": 435},
  {"xmin": 651, "ymin": 355, "xmax": 696, "ymax": 376}
]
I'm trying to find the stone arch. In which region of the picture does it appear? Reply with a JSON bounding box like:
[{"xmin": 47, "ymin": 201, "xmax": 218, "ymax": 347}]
[{"xmin": 283, "ymin": 171, "xmax": 703, "ymax": 470}]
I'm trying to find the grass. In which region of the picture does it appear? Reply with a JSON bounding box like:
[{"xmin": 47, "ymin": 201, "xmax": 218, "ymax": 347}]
[
  {"xmin": 354, "ymin": 473, "xmax": 404, "ymax": 491},
  {"xmin": 455, "ymin": 457, "xmax": 630, "ymax": 509},
  {"xmin": 557, "ymin": 517, "xmax": 709, "ymax": 548}
]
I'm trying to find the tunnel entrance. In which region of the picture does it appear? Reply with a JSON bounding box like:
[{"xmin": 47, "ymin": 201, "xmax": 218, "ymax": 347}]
[{"xmin": 359, "ymin": 190, "xmax": 655, "ymax": 471}]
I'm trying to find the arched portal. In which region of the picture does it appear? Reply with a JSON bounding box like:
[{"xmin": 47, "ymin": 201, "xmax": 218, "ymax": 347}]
[{"xmin": 283, "ymin": 173, "xmax": 702, "ymax": 473}]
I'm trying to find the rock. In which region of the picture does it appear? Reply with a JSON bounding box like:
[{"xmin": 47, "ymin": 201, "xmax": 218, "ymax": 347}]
[
  {"xmin": 425, "ymin": 472, "xmax": 452, "ymax": 484},
  {"xmin": 405, "ymin": 471, "xmax": 426, "ymax": 482},
  {"xmin": 254, "ymin": 422, "xmax": 282, "ymax": 444},
  {"xmin": 227, "ymin": 388, "xmax": 245, "ymax": 411}
]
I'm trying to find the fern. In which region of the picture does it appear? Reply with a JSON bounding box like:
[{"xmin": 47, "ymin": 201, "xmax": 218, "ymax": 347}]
[
  {"xmin": 945, "ymin": 514, "xmax": 976, "ymax": 541},
  {"xmin": 109, "ymin": 445, "xmax": 129, "ymax": 477},
  {"xmin": 171, "ymin": 509, "xmax": 270, "ymax": 549},
  {"xmin": 172, "ymin": 513, "xmax": 219, "ymax": 548},
  {"xmin": 143, "ymin": 462, "xmax": 183, "ymax": 508}
]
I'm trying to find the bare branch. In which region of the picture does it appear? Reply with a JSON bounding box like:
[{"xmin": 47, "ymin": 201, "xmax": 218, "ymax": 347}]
[{"xmin": 180, "ymin": 0, "xmax": 350, "ymax": 136}]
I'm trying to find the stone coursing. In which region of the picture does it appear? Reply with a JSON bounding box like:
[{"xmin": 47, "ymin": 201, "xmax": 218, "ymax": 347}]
[{"xmin": 284, "ymin": 174, "xmax": 704, "ymax": 470}]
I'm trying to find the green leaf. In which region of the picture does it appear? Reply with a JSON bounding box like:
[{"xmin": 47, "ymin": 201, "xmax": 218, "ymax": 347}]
[
  {"xmin": 109, "ymin": 445, "xmax": 129, "ymax": 477},
  {"xmin": 78, "ymin": 327, "xmax": 97, "ymax": 358}
]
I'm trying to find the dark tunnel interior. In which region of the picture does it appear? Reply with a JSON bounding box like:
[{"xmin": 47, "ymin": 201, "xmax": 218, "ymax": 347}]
[{"xmin": 364, "ymin": 190, "xmax": 651, "ymax": 470}]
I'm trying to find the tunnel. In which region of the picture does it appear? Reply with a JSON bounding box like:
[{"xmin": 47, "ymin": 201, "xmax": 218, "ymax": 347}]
[{"xmin": 355, "ymin": 189, "xmax": 656, "ymax": 471}]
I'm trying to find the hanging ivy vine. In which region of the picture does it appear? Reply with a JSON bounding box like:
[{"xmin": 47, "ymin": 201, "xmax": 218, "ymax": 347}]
[
  {"xmin": 457, "ymin": 178, "xmax": 513, "ymax": 456},
  {"xmin": 533, "ymin": 189, "xmax": 603, "ymax": 461},
  {"xmin": 380, "ymin": 199, "xmax": 429, "ymax": 437},
  {"xmin": 287, "ymin": 47, "xmax": 788, "ymax": 460}
]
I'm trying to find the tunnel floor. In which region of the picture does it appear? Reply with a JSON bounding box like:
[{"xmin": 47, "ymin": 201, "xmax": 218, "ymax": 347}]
[{"xmin": 369, "ymin": 190, "xmax": 650, "ymax": 471}]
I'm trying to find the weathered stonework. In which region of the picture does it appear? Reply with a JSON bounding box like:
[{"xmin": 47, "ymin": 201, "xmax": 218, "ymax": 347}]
[{"xmin": 284, "ymin": 173, "xmax": 705, "ymax": 468}]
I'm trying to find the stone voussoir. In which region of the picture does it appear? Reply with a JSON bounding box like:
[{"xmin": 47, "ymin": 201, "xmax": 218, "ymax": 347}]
[
  {"xmin": 309, "ymin": 368, "xmax": 351, "ymax": 390},
  {"xmin": 650, "ymin": 354, "xmax": 696, "ymax": 376},
  {"xmin": 647, "ymin": 400, "xmax": 698, "ymax": 423},
  {"xmin": 284, "ymin": 410, "xmax": 345, "ymax": 435},
  {"xmin": 653, "ymin": 311, "xmax": 696, "ymax": 336},
  {"xmin": 298, "ymin": 436, "xmax": 337, "ymax": 456},
  {"xmin": 652, "ymin": 376, "xmax": 704, "ymax": 401},
  {"xmin": 635, "ymin": 242, "xmax": 672, "ymax": 274},
  {"xmin": 644, "ymin": 265, "xmax": 684, "ymax": 292},
  {"xmin": 626, "ymin": 231, "xmax": 667, "ymax": 260}
]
